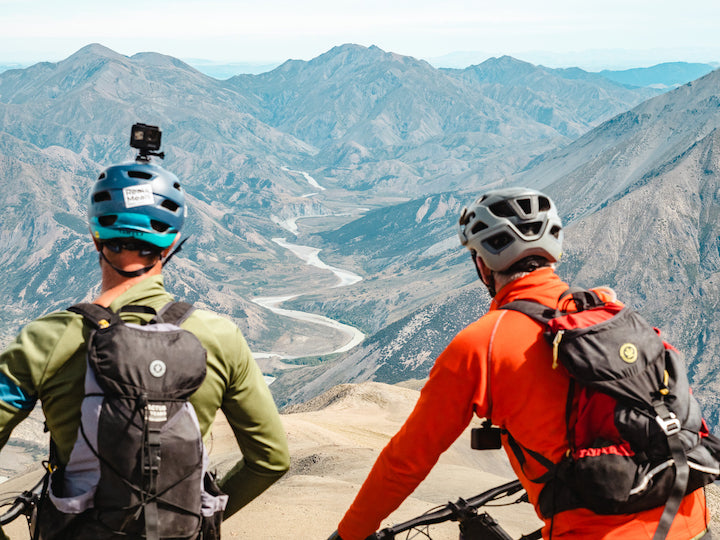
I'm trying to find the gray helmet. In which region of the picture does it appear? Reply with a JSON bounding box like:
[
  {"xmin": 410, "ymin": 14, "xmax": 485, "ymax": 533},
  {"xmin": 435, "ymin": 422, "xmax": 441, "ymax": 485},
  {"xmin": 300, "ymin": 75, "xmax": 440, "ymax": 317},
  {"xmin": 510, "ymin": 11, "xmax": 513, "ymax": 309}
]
[{"xmin": 458, "ymin": 187, "xmax": 563, "ymax": 272}]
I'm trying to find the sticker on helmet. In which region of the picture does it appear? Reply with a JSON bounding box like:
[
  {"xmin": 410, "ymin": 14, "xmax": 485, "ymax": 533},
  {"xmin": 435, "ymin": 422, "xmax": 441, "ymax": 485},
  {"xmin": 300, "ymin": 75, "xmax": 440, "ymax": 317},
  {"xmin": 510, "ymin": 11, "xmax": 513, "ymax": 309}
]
[{"xmin": 123, "ymin": 184, "xmax": 154, "ymax": 208}]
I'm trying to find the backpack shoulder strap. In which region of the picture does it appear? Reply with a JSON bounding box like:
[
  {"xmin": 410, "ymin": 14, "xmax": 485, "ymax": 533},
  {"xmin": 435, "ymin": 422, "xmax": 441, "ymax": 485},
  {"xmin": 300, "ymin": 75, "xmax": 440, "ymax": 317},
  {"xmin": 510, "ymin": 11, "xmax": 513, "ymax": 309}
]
[
  {"xmin": 501, "ymin": 286, "xmax": 606, "ymax": 323},
  {"xmin": 559, "ymin": 287, "xmax": 603, "ymax": 311},
  {"xmin": 154, "ymin": 301, "xmax": 195, "ymax": 326},
  {"xmin": 502, "ymin": 428, "xmax": 557, "ymax": 484},
  {"xmin": 499, "ymin": 300, "xmax": 557, "ymax": 325},
  {"xmin": 68, "ymin": 303, "xmax": 122, "ymax": 329}
]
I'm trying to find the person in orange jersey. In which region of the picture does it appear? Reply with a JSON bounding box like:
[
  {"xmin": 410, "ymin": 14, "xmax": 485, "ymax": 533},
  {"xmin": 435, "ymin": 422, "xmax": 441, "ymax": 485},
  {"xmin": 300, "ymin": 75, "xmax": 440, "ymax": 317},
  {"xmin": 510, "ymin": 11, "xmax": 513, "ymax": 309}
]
[{"xmin": 328, "ymin": 188, "xmax": 711, "ymax": 540}]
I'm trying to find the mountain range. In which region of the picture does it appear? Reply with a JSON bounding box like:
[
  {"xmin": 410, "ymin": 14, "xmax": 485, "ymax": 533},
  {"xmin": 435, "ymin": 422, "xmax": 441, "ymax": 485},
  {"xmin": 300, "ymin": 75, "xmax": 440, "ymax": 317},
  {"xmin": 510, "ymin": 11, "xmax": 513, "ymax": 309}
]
[
  {"xmin": 598, "ymin": 62, "xmax": 716, "ymax": 89},
  {"xmin": 2, "ymin": 43, "xmax": 720, "ymax": 429},
  {"xmin": 0, "ymin": 43, "xmax": 655, "ymax": 333}
]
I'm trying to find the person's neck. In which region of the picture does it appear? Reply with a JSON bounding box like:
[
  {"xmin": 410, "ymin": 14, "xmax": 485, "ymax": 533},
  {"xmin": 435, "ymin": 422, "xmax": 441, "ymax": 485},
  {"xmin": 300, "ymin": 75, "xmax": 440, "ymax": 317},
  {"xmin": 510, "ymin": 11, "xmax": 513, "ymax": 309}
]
[
  {"xmin": 94, "ymin": 266, "xmax": 160, "ymax": 307},
  {"xmin": 492, "ymin": 273, "xmax": 518, "ymax": 295}
]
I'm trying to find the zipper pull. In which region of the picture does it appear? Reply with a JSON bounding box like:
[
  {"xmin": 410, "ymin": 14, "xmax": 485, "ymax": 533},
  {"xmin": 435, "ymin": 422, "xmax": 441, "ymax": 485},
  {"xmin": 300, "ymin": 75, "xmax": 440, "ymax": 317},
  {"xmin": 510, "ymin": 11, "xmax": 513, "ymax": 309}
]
[{"xmin": 552, "ymin": 330, "xmax": 564, "ymax": 369}]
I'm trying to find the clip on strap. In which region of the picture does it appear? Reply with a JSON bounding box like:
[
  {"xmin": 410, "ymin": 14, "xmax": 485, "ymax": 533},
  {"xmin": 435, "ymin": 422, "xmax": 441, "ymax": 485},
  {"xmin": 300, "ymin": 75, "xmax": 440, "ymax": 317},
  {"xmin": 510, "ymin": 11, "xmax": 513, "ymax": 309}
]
[
  {"xmin": 651, "ymin": 403, "xmax": 689, "ymax": 540},
  {"xmin": 655, "ymin": 413, "xmax": 681, "ymax": 436}
]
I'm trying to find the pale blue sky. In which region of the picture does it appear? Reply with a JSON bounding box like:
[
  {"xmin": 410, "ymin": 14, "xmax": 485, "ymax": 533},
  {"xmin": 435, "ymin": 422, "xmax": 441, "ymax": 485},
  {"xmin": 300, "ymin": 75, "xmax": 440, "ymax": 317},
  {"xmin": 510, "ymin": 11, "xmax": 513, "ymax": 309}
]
[{"xmin": 2, "ymin": 0, "xmax": 719, "ymax": 69}]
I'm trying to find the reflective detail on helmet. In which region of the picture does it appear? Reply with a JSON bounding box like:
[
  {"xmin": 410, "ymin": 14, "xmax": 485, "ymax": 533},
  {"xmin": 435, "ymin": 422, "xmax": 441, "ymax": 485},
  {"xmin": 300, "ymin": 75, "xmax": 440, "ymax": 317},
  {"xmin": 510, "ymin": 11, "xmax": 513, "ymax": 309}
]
[
  {"xmin": 89, "ymin": 162, "xmax": 185, "ymax": 249},
  {"xmin": 458, "ymin": 187, "xmax": 563, "ymax": 271},
  {"xmin": 91, "ymin": 212, "xmax": 178, "ymax": 248},
  {"xmin": 0, "ymin": 371, "xmax": 36, "ymax": 411}
]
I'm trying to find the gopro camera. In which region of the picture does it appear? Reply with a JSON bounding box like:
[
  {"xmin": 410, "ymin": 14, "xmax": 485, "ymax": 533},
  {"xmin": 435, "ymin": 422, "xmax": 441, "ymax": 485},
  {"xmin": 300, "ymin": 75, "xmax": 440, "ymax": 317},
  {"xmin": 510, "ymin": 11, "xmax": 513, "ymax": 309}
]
[
  {"xmin": 471, "ymin": 420, "xmax": 502, "ymax": 450},
  {"xmin": 130, "ymin": 123, "xmax": 164, "ymax": 161}
]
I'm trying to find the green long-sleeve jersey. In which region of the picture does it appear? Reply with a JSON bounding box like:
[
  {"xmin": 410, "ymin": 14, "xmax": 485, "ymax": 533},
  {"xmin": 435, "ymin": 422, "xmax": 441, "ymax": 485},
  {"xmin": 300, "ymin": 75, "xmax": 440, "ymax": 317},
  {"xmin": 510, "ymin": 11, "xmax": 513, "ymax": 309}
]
[{"xmin": 0, "ymin": 275, "xmax": 289, "ymax": 517}]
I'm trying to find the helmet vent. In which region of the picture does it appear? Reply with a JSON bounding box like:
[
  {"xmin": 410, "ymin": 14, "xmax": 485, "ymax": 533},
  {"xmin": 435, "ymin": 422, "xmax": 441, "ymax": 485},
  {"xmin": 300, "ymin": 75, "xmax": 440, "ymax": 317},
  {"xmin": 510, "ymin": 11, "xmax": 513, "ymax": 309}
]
[
  {"xmin": 151, "ymin": 220, "xmax": 170, "ymax": 232},
  {"xmin": 489, "ymin": 201, "xmax": 515, "ymax": 218},
  {"xmin": 128, "ymin": 170, "xmax": 153, "ymax": 180},
  {"xmin": 93, "ymin": 191, "xmax": 112, "ymax": 203},
  {"xmin": 98, "ymin": 215, "xmax": 117, "ymax": 226},
  {"xmin": 518, "ymin": 221, "xmax": 542, "ymax": 236},
  {"xmin": 173, "ymin": 182, "xmax": 181, "ymax": 190},
  {"xmin": 98, "ymin": 172, "xmax": 106, "ymax": 180},
  {"xmin": 550, "ymin": 225, "xmax": 562, "ymax": 238},
  {"xmin": 161, "ymin": 200, "xmax": 180, "ymax": 212},
  {"xmin": 484, "ymin": 232, "xmax": 514, "ymax": 251},
  {"xmin": 539, "ymin": 197, "xmax": 551, "ymax": 211},
  {"xmin": 517, "ymin": 198, "xmax": 532, "ymax": 215},
  {"xmin": 471, "ymin": 221, "xmax": 488, "ymax": 235},
  {"xmin": 459, "ymin": 209, "xmax": 473, "ymax": 226}
]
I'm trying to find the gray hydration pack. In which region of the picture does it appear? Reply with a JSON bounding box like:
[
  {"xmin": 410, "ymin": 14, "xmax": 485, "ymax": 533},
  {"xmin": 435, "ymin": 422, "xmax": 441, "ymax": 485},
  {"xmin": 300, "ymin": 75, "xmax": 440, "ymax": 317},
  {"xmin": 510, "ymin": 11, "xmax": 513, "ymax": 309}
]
[{"xmin": 38, "ymin": 302, "xmax": 227, "ymax": 540}]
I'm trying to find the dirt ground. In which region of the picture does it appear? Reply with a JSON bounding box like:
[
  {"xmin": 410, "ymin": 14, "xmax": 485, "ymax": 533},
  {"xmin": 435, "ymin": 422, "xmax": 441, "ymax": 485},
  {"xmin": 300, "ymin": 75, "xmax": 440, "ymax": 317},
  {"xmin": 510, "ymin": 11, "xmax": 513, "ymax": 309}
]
[{"xmin": 2, "ymin": 382, "xmax": 717, "ymax": 539}]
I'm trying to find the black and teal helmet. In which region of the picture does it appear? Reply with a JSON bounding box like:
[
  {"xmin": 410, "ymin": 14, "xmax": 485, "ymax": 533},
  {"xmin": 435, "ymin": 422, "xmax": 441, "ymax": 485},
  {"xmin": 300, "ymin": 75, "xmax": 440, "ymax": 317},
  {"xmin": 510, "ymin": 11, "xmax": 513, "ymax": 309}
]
[{"xmin": 89, "ymin": 161, "xmax": 186, "ymax": 249}]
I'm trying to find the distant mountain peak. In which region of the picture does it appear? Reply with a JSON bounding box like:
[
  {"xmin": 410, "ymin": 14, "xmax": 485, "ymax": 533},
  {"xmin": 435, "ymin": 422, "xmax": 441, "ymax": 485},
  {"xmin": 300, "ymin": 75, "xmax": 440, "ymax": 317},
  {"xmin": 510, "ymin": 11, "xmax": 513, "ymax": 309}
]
[
  {"xmin": 487, "ymin": 55, "xmax": 537, "ymax": 70},
  {"xmin": 329, "ymin": 43, "xmax": 371, "ymax": 54},
  {"xmin": 131, "ymin": 51, "xmax": 200, "ymax": 73},
  {"xmin": 314, "ymin": 43, "xmax": 385, "ymax": 64},
  {"xmin": 311, "ymin": 43, "xmax": 422, "ymax": 68},
  {"xmin": 496, "ymin": 55, "xmax": 527, "ymax": 64},
  {"xmin": 68, "ymin": 43, "xmax": 126, "ymax": 61}
]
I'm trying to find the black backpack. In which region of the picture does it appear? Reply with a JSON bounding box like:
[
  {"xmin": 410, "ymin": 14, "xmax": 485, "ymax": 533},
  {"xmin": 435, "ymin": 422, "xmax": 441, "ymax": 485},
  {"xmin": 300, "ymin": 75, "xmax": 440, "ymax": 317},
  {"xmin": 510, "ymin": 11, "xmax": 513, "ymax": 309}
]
[
  {"xmin": 500, "ymin": 289, "xmax": 720, "ymax": 540},
  {"xmin": 37, "ymin": 302, "xmax": 226, "ymax": 540}
]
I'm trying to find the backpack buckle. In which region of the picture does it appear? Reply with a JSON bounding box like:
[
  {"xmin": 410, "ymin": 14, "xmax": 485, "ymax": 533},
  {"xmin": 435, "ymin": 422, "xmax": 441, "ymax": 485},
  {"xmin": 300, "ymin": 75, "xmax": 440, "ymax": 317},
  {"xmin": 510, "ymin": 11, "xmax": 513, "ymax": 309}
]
[{"xmin": 655, "ymin": 412, "xmax": 681, "ymax": 436}]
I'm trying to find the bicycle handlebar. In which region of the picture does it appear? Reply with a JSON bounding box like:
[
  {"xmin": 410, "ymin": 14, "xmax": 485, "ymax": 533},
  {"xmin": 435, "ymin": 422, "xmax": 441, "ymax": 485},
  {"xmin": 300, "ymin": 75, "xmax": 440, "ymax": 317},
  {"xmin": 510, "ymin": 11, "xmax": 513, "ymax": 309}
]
[
  {"xmin": 369, "ymin": 479, "xmax": 525, "ymax": 539},
  {"xmin": 0, "ymin": 473, "xmax": 47, "ymax": 526}
]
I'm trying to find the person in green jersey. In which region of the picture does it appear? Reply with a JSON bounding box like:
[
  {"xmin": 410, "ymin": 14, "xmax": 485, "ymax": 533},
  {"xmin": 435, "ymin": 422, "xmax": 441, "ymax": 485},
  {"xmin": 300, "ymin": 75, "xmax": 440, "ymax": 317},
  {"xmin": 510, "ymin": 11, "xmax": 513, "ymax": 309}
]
[{"xmin": 0, "ymin": 152, "xmax": 289, "ymax": 538}]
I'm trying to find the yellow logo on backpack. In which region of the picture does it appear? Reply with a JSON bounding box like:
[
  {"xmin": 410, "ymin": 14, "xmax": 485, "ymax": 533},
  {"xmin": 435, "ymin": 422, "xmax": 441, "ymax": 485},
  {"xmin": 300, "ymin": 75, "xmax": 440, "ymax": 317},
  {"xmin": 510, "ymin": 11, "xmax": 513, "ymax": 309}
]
[{"xmin": 619, "ymin": 343, "xmax": 638, "ymax": 363}]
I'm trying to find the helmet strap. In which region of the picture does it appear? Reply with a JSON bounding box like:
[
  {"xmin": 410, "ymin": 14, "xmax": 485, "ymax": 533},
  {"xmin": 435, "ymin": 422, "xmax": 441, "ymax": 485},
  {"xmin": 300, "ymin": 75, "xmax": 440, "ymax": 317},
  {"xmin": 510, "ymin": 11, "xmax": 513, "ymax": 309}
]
[
  {"xmin": 161, "ymin": 236, "xmax": 188, "ymax": 268},
  {"xmin": 98, "ymin": 236, "xmax": 190, "ymax": 278},
  {"xmin": 99, "ymin": 249, "xmax": 159, "ymax": 278},
  {"xmin": 98, "ymin": 235, "xmax": 189, "ymax": 277},
  {"xmin": 471, "ymin": 251, "xmax": 497, "ymax": 297}
]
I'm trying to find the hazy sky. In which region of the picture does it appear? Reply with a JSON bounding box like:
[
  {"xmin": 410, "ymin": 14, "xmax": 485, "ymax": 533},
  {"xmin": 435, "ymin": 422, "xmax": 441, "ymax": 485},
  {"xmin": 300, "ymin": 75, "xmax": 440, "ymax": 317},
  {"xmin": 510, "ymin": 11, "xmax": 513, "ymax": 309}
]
[{"xmin": 2, "ymin": 0, "xmax": 720, "ymax": 69}]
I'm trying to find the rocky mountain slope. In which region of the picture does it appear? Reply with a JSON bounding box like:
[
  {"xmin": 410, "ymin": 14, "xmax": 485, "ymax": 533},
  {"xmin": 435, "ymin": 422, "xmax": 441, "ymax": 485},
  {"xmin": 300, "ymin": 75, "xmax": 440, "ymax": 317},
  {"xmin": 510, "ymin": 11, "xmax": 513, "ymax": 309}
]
[
  {"xmin": 519, "ymin": 69, "xmax": 720, "ymax": 423},
  {"xmin": 445, "ymin": 56, "xmax": 659, "ymax": 137},
  {"xmin": 231, "ymin": 45, "xmax": 659, "ymax": 194},
  {"xmin": 273, "ymin": 67, "xmax": 720, "ymax": 426}
]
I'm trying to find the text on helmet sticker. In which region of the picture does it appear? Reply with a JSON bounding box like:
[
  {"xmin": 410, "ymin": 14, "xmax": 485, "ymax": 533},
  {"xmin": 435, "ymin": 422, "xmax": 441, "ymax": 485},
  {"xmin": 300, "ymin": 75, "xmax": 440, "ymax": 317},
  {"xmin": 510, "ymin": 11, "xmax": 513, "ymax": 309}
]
[{"xmin": 123, "ymin": 184, "xmax": 155, "ymax": 208}]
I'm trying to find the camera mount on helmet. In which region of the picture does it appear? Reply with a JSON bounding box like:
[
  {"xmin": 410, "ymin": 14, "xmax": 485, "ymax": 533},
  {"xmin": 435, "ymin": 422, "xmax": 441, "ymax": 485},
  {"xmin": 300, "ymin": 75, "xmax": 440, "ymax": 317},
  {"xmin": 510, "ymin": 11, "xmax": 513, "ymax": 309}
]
[{"xmin": 130, "ymin": 123, "xmax": 165, "ymax": 162}]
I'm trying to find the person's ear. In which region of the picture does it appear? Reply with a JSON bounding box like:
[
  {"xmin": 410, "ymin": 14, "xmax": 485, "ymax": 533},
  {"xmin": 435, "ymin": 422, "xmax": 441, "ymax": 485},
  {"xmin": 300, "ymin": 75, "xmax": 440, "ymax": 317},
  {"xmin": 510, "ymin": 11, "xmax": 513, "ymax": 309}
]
[
  {"xmin": 475, "ymin": 254, "xmax": 492, "ymax": 284},
  {"xmin": 161, "ymin": 234, "xmax": 181, "ymax": 258}
]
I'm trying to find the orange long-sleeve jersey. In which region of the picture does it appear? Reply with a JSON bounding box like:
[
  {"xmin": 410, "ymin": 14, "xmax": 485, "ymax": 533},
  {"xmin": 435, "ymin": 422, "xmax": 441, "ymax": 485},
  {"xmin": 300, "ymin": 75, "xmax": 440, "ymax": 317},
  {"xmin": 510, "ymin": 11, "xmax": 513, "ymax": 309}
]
[{"xmin": 338, "ymin": 268, "xmax": 709, "ymax": 540}]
